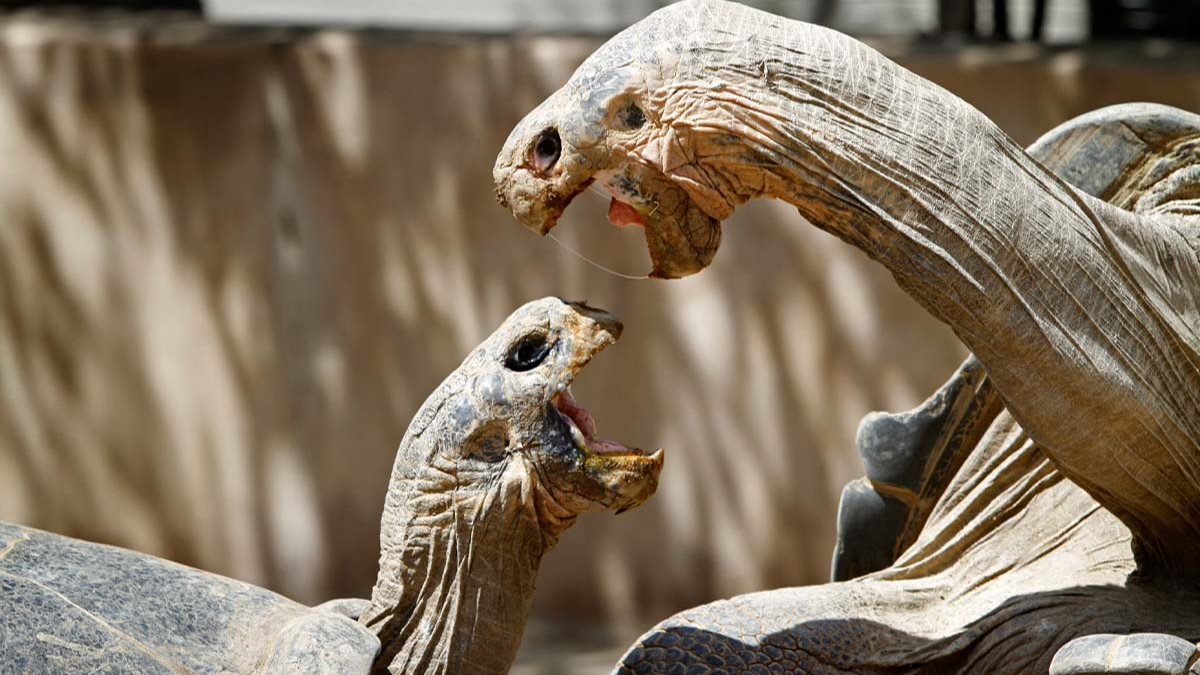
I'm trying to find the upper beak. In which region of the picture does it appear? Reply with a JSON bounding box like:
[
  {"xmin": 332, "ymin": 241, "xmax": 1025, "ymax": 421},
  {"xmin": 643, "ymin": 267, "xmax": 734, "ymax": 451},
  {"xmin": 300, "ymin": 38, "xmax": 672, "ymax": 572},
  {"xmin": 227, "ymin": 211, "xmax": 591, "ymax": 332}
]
[
  {"xmin": 566, "ymin": 301, "xmax": 623, "ymax": 341},
  {"xmin": 494, "ymin": 104, "xmax": 595, "ymax": 236},
  {"xmin": 554, "ymin": 300, "xmax": 624, "ymax": 388}
]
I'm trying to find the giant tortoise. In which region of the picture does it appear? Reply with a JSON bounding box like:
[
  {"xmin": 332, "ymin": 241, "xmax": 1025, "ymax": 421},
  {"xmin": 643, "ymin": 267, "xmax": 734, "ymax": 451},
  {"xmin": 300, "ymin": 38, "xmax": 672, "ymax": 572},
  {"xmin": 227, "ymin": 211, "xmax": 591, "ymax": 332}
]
[
  {"xmin": 0, "ymin": 297, "xmax": 663, "ymax": 675},
  {"xmin": 494, "ymin": 1, "xmax": 1200, "ymax": 673}
]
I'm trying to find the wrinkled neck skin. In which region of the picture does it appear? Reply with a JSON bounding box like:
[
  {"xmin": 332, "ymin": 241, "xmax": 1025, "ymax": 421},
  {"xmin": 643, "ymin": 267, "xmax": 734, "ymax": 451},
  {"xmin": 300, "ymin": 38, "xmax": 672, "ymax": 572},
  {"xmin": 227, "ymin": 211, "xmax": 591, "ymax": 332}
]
[
  {"xmin": 362, "ymin": 435, "xmax": 576, "ymax": 675},
  {"xmin": 649, "ymin": 7, "xmax": 1199, "ymax": 572}
]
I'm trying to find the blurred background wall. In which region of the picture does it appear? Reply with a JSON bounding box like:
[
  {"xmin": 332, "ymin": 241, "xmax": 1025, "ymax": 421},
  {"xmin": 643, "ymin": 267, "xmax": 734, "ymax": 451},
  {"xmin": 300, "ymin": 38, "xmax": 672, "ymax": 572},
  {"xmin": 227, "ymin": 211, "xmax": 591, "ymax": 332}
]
[{"xmin": 0, "ymin": 2, "xmax": 1197, "ymax": 673}]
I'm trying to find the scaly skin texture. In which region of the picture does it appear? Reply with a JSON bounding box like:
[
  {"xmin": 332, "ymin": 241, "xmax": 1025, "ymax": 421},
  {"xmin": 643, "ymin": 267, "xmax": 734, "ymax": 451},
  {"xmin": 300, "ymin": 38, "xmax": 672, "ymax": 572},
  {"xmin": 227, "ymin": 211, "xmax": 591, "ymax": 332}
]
[
  {"xmin": 360, "ymin": 297, "xmax": 662, "ymax": 675},
  {"xmin": 494, "ymin": 0, "xmax": 1200, "ymax": 577},
  {"xmin": 617, "ymin": 410, "xmax": 1200, "ymax": 674}
]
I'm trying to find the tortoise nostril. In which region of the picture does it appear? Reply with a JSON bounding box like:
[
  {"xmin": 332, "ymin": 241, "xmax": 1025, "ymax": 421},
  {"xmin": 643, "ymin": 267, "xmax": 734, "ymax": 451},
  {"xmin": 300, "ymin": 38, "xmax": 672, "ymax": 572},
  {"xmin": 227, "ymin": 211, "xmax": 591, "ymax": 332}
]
[{"xmin": 532, "ymin": 128, "xmax": 561, "ymax": 173}]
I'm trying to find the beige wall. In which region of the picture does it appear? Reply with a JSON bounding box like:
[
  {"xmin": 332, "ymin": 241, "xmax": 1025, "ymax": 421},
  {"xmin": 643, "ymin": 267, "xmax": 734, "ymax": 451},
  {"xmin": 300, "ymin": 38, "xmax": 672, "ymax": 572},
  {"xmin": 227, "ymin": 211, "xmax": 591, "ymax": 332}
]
[{"xmin": 0, "ymin": 16, "xmax": 1197, "ymax": 646}]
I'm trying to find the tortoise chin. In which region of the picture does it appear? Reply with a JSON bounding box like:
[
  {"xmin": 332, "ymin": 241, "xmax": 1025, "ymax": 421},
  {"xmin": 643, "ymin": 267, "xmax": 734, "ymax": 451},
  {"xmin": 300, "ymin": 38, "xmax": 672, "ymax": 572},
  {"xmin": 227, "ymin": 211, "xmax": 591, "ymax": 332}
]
[
  {"xmin": 580, "ymin": 448, "xmax": 665, "ymax": 511},
  {"xmin": 641, "ymin": 200, "xmax": 722, "ymax": 279}
]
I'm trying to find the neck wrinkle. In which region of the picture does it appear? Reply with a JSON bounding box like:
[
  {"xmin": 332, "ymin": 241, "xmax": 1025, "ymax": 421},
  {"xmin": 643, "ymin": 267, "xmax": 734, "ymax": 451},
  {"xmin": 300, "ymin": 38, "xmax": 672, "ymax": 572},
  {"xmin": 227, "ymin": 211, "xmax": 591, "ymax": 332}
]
[
  {"xmin": 365, "ymin": 462, "xmax": 546, "ymax": 675},
  {"xmin": 531, "ymin": 474, "xmax": 579, "ymax": 550}
]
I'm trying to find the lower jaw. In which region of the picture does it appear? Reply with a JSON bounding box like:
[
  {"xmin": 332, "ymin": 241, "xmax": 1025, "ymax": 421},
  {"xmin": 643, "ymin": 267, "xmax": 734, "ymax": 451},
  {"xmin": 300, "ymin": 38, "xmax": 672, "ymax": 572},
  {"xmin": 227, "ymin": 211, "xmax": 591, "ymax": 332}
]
[{"xmin": 582, "ymin": 450, "xmax": 662, "ymax": 475}]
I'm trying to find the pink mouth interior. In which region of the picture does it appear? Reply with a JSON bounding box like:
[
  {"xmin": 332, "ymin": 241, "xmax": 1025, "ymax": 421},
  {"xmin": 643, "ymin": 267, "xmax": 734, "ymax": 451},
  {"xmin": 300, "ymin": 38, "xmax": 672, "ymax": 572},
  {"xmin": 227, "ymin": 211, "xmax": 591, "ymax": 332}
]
[
  {"xmin": 607, "ymin": 197, "xmax": 646, "ymax": 228},
  {"xmin": 555, "ymin": 389, "xmax": 639, "ymax": 454}
]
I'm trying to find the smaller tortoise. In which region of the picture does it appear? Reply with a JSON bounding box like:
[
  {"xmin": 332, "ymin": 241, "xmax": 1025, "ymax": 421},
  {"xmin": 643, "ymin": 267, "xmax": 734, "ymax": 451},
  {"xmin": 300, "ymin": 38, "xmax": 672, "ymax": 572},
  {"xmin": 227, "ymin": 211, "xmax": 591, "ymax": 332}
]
[{"xmin": 0, "ymin": 297, "xmax": 664, "ymax": 675}]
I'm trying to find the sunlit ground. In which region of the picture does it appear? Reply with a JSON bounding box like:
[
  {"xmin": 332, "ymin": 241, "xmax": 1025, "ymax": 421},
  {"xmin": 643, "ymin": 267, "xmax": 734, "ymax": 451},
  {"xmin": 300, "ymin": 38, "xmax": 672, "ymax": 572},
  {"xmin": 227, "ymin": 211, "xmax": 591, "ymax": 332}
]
[{"xmin": 512, "ymin": 620, "xmax": 637, "ymax": 675}]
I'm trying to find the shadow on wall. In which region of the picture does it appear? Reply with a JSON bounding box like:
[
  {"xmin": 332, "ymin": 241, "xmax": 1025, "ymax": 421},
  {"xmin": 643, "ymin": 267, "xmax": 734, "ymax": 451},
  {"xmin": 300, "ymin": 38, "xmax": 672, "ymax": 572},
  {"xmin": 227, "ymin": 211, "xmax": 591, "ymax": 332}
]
[{"xmin": 0, "ymin": 18, "xmax": 1196, "ymax": 633}]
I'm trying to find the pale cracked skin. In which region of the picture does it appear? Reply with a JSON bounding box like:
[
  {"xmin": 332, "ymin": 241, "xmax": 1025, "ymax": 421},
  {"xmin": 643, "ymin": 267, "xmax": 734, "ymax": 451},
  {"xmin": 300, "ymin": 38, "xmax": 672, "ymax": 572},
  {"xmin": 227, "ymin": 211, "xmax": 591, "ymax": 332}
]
[
  {"xmin": 494, "ymin": 1, "xmax": 1200, "ymax": 673},
  {"xmin": 0, "ymin": 298, "xmax": 663, "ymax": 675}
]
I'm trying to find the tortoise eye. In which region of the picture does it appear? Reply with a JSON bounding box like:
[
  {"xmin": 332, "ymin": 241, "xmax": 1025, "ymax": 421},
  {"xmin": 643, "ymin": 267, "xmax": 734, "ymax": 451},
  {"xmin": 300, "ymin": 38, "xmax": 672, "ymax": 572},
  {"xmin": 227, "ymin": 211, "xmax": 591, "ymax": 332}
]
[
  {"xmin": 505, "ymin": 334, "xmax": 553, "ymax": 372},
  {"xmin": 532, "ymin": 129, "xmax": 560, "ymax": 173},
  {"xmin": 617, "ymin": 103, "xmax": 646, "ymax": 130}
]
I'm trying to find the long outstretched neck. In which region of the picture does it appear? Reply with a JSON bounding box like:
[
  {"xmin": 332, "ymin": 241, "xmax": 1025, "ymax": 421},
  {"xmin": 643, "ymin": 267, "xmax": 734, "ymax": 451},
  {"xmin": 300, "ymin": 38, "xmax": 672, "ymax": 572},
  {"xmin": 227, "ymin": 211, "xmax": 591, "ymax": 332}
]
[
  {"xmin": 361, "ymin": 435, "xmax": 569, "ymax": 675},
  {"xmin": 674, "ymin": 7, "xmax": 1200, "ymax": 572}
]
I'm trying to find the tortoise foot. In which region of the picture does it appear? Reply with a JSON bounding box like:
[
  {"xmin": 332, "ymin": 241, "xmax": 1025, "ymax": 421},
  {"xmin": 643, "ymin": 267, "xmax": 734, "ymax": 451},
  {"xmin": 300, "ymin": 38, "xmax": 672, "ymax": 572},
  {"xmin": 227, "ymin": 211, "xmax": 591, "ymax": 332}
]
[{"xmin": 1050, "ymin": 633, "xmax": 1198, "ymax": 675}]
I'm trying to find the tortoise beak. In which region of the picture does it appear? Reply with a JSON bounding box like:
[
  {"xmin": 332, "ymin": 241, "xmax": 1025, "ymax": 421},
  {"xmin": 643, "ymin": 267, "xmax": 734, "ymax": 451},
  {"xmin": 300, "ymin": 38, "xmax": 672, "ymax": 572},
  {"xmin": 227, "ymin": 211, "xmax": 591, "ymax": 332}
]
[
  {"xmin": 547, "ymin": 387, "xmax": 665, "ymax": 513},
  {"xmin": 566, "ymin": 301, "xmax": 622, "ymax": 341},
  {"xmin": 578, "ymin": 447, "xmax": 665, "ymax": 512},
  {"xmin": 541, "ymin": 300, "xmax": 663, "ymax": 514},
  {"xmin": 494, "ymin": 103, "xmax": 597, "ymax": 237}
]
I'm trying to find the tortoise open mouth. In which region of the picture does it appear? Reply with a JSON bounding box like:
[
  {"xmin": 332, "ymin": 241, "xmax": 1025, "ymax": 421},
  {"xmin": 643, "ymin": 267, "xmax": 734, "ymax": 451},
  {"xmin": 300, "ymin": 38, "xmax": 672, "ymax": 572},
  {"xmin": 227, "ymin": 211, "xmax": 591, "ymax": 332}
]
[
  {"xmin": 594, "ymin": 169, "xmax": 651, "ymax": 229},
  {"xmin": 494, "ymin": 147, "xmax": 722, "ymax": 278},
  {"xmin": 534, "ymin": 299, "xmax": 662, "ymax": 512},
  {"xmin": 553, "ymin": 389, "xmax": 651, "ymax": 457}
]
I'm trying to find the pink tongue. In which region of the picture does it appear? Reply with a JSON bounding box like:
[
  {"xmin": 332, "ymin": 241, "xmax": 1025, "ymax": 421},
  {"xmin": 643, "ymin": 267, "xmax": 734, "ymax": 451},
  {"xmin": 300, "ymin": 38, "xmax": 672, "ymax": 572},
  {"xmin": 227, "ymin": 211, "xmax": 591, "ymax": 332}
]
[
  {"xmin": 589, "ymin": 438, "xmax": 635, "ymax": 454},
  {"xmin": 556, "ymin": 392, "xmax": 635, "ymax": 454},
  {"xmin": 607, "ymin": 197, "xmax": 645, "ymax": 228},
  {"xmin": 557, "ymin": 391, "xmax": 597, "ymax": 438}
]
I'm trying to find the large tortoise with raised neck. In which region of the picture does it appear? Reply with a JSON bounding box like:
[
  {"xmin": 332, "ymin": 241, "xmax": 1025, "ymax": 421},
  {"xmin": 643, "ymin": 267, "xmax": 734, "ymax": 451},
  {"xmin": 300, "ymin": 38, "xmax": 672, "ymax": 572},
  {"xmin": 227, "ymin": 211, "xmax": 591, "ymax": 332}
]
[
  {"xmin": 0, "ymin": 297, "xmax": 662, "ymax": 675},
  {"xmin": 495, "ymin": 1, "xmax": 1200, "ymax": 673}
]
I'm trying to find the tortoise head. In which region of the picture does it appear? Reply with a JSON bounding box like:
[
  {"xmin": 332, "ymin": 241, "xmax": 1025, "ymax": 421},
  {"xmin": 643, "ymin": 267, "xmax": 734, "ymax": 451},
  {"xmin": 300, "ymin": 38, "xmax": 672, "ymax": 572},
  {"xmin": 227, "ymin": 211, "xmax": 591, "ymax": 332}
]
[
  {"xmin": 392, "ymin": 297, "xmax": 662, "ymax": 540},
  {"xmin": 366, "ymin": 298, "xmax": 663, "ymax": 674},
  {"xmin": 493, "ymin": 2, "xmax": 726, "ymax": 279}
]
